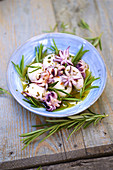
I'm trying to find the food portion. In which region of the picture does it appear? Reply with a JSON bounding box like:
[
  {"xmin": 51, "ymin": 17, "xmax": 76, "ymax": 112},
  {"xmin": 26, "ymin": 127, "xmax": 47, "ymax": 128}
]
[{"xmin": 12, "ymin": 39, "xmax": 99, "ymax": 111}]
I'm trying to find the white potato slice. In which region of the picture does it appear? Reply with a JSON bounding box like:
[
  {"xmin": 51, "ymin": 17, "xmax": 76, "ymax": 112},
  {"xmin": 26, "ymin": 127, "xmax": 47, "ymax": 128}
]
[
  {"xmin": 43, "ymin": 54, "xmax": 57, "ymax": 67},
  {"xmin": 53, "ymin": 77, "xmax": 72, "ymax": 97},
  {"xmin": 65, "ymin": 66, "xmax": 84, "ymax": 90},
  {"xmin": 27, "ymin": 63, "xmax": 43, "ymax": 82},
  {"xmin": 24, "ymin": 83, "xmax": 46, "ymax": 100}
]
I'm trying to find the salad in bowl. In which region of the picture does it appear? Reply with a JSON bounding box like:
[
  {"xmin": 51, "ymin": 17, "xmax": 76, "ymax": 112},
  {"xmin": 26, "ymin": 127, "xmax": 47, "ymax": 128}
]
[{"xmin": 7, "ymin": 33, "xmax": 106, "ymax": 117}]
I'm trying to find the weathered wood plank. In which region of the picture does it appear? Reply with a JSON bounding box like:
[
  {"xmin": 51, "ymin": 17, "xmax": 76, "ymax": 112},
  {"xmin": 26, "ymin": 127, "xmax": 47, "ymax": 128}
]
[
  {"xmin": 1, "ymin": 144, "xmax": 113, "ymax": 170},
  {"xmin": 52, "ymin": 0, "xmax": 113, "ymax": 158},
  {"xmin": 1, "ymin": 0, "xmax": 113, "ymax": 167},
  {"xmin": 0, "ymin": 0, "xmax": 65, "ymax": 163},
  {"xmin": 33, "ymin": 155, "xmax": 113, "ymax": 170}
]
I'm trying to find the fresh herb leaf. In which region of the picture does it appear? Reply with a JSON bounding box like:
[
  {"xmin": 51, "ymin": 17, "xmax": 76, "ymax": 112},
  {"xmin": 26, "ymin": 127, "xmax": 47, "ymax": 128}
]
[
  {"xmin": 20, "ymin": 55, "xmax": 24, "ymax": 75},
  {"xmin": 78, "ymin": 19, "xmax": 92, "ymax": 32},
  {"xmin": 12, "ymin": 55, "xmax": 25, "ymax": 78},
  {"xmin": 12, "ymin": 61, "xmax": 23, "ymax": 77},
  {"xmin": 23, "ymin": 96, "xmax": 45, "ymax": 108},
  {"xmin": 47, "ymin": 39, "xmax": 59, "ymax": 55},
  {"xmin": 37, "ymin": 166, "xmax": 42, "ymax": 170},
  {"xmin": 38, "ymin": 44, "xmax": 44, "ymax": 61},
  {"xmin": 48, "ymin": 81, "xmax": 59, "ymax": 87},
  {"xmin": 28, "ymin": 66, "xmax": 41, "ymax": 73},
  {"xmin": 26, "ymin": 65, "xmax": 40, "ymax": 68},
  {"xmin": 84, "ymin": 33, "xmax": 103, "ymax": 51},
  {"xmin": 35, "ymin": 47, "xmax": 39, "ymax": 63},
  {"xmin": 43, "ymin": 22, "xmax": 76, "ymax": 35},
  {"xmin": 0, "ymin": 88, "xmax": 11, "ymax": 95},
  {"xmin": 80, "ymin": 73, "xmax": 100, "ymax": 98},
  {"xmin": 60, "ymin": 22, "xmax": 69, "ymax": 31},
  {"xmin": 20, "ymin": 110, "xmax": 108, "ymax": 149},
  {"xmin": 60, "ymin": 22, "xmax": 76, "ymax": 35},
  {"xmin": 48, "ymin": 87, "xmax": 72, "ymax": 97},
  {"xmin": 84, "ymin": 86, "xmax": 99, "ymax": 92},
  {"xmin": 43, "ymin": 23, "xmax": 58, "ymax": 33},
  {"xmin": 61, "ymin": 97, "xmax": 81, "ymax": 101},
  {"xmin": 52, "ymin": 39, "xmax": 59, "ymax": 55},
  {"xmin": 71, "ymin": 45, "xmax": 89, "ymax": 66},
  {"xmin": 35, "ymin": 44, "xmax": 48, "ymax": 63}
]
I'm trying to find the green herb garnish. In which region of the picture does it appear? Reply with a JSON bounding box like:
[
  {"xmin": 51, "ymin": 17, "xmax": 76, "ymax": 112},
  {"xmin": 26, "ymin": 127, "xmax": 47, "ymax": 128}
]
[
  {"xmin": 12, "ymin": 55, "xmax": 25, "ymax": 78},
  {"xmin": 48, "ymin": 81, "xmax": 59, "ymax": 87},
  {"xmin": 20, "ymin": 109, "xmax": 108, "ymax": 149},
  {"xmin": 28, "ymin": 66, "xmax": 41, "ymax": 73},
  {"xmin": 71, "ymin": 45, "xmax": 89, "ymax": 66},
  {"xmin": 35, "ymin": 44, "xmax": 48, "ymax": 63},
  {"xmin": 26, "ymin": 65, "xmax": 40, "ymax": 68},
  {"xmin": 60, "ymin": 22, "xmax": 76, "ymax": 35},
  {"xmin": 78, "ymin": 19, "xmax": 92, "ymax": 32},
  {"xmin": 61, "ymin": 97, "xmax": 81, "ymax": 101},
  {"xmin": 85, "ymin": 33, "xmax": 103, "ymax": 51},
  {"xmin": 0, "ymin": 88, "xmax": 11, "ymax": 95},
  {"xmin": 48, "ymin": 87, "xmax": 72, "ymax": 97},
  {"xmin": 43, "ymin": 22, "xmax": 76, "ymax": 35},
  {"xmin": 35, "ymin": 47, "xmax": 39, "ymax": 63},
  {"xmin": 48, "ymin": 39, "xmax": 59, "ymax": 55},
  {"xmin": 80, "ymin": 72, "xmax": 100, "ymax": 98},
  {"xmin": 37, "ymin": 166, "xmax": 42, "ymax": 170},
  {"xmin": 43, "ymin": 23, "xmax": 58, "ymax": 33},
  {"xmin": 23, "ymin": 96, "xmax": 45, "ymax": 108}
]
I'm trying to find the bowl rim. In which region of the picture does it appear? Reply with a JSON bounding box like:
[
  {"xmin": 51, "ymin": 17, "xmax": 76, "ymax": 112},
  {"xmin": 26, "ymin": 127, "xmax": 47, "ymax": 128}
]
[{"xmin": 7, "ymin": 32, "xmax": 107, "ymax": 117}]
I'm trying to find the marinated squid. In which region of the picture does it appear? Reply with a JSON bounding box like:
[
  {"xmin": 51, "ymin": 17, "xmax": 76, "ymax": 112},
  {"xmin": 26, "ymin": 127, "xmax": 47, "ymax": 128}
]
[{"xmin": 22, "ymin": 47, "xmax": 89, "ymax": 111}]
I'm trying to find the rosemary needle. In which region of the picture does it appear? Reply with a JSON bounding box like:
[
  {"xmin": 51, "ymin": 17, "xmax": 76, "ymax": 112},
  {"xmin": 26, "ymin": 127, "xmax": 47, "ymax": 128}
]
[
  {"xmin": 20, "ymin": 109, "xmax": 108, "ymax": 149},
  {"xmin": 0, "ymin": 88, "xmax": 11, "ymax": 95},
  {"xmin": 78, "ymin": 19, "xmax": 92, "ymax": 32}
]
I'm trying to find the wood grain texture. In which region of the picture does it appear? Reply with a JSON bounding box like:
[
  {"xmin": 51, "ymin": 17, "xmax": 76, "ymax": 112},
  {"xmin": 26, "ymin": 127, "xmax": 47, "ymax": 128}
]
[
  {"xmin": 1, "ymin": 144, "xmax": 113, "ymax": 169},
  {"xmin": 31, "ymin": 155, "xmax": 113, "ymax": 170},
  {"xmin": 1, "ymin": 0, "xmax": 113, "ymax": 169},
  {"xmin": 0, "ymin": 0, "xmax": 65, "ymax": 163},
  {"xmin": 52, "ymin": 0, "xmax": 113, "ymax": 157}
]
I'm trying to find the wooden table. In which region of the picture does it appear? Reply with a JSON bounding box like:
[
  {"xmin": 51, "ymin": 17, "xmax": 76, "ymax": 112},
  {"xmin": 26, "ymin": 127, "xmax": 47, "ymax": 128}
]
[{"xmin": 0, "ymin": 0, "xmax": 113, "ymax": 169}]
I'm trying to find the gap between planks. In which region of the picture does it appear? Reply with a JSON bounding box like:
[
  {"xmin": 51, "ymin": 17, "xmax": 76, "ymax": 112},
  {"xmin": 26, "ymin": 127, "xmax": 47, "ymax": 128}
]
[{"xmin": 1, "ymin": 144, "xmax": 113, "ymax": 170}]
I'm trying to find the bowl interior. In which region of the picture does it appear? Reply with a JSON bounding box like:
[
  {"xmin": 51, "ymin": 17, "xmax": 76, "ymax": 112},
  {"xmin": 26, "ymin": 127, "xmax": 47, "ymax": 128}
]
[{"xmin": 7, "ymin": 33, "xmax": 106, "ymax": 117}]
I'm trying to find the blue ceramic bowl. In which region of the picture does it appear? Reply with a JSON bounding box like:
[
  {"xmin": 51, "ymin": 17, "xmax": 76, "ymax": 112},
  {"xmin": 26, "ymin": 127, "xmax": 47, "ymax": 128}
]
[{"xmin": 7, "ymin": 33, "xmax": 107, "ymax": 117}]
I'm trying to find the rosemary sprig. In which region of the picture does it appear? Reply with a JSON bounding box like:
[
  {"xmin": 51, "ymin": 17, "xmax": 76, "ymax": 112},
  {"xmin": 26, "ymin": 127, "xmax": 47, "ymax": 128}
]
[
  {"xmin": 20, "ymin": 55, "xmax": 24, "ymax": 75},
  {"xmin": 12, "ymin": 55, "xmax": 25, "ymax": 78},
  {"xmin": 35, "ymin": 47, "xmax": 39, "ymax": 63},
  {"xmin": 35, "ymin": 44, "xmax": 48, "ymax": 63},
  {"xmin": 60, "ymin": 22, "xmax": 76, "ymax": 35},
  {"xmin": 26, "ymin": 65, "xmax": 40, "ymax": 68},
  {"xmin": 61, "ymin": 97, "xmax": 81, "ymax": 101},
  {"xmin": 43, "ymin": 21, "xmax": 102, "ymax": 50},
  {"xmin": 43, "ymin": 22, "xmax": 76, "ymax": 35},
  {"xmin": 60, "ymin": 22, "xmax": 69, "ymax": 32},
  {"xmin": 78, "ymin": 19, "xmax": 92, "ymax": 32},
  {"xmin": 48, "ymin": 39, "xmax": 59, "ymax": 55},
  {"xmin": 37, "ymin": 166, "xmax": 42, "ymax": 170},
  {"xmin": 0, "ymin": 87, "xmax": 11, "ymax": 95},
  {"xmin": 71, "ymin": 45, "xmax": 89, "ymax": 66},
  {"xmin": 23, "ymin": 96, "xmax": 45, "ymax": 108},
  {"xmin": 28, "ymin": 66, "xmax": 41, "ymax": 73},
  {"xmin": 48, "ymin": 87, "xmax": 72, "ymax": 97},
  {"xmin": 43, "ymin": 23, "xmax": 58, "ymax": 33},
  {"xmin": 84, "ymin": 33, "xmax": 103, "ymax": 51},
  {"xmin": 48, "ymin": 81, "xmax": 59, "ymax": 87},
  {"xmin": 80, "ymin": 72, "xmax": 100, "ymax": 98},
  {"xmin": 20, "ymin": 109, "xmax": 108, "ymax": 149}
]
